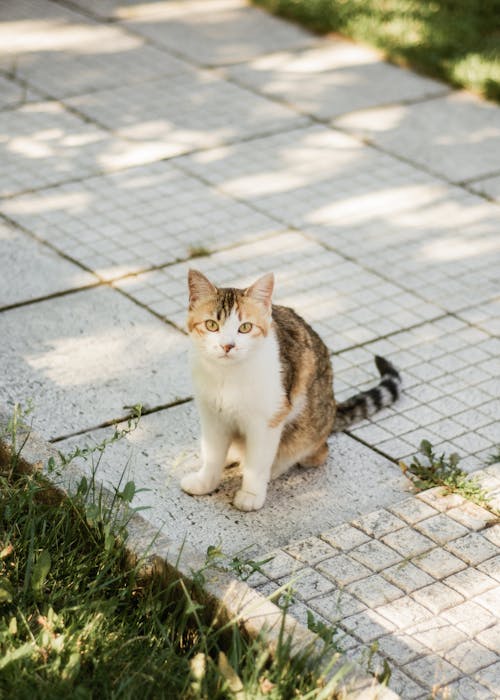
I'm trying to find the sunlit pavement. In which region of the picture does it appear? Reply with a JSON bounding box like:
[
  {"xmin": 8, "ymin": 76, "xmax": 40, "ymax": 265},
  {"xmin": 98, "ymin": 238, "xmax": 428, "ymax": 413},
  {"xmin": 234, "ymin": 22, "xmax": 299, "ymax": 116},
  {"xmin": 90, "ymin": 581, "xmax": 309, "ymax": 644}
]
[{"xmin": 1, "ymin": 2, "xmax": 499, "ymax": 697}]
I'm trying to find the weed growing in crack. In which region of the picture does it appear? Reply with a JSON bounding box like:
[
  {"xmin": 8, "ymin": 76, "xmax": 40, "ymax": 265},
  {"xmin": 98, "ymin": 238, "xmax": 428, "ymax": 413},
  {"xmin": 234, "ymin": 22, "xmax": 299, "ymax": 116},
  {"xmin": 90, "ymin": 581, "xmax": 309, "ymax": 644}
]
[{"xmin": 400, "ymin": 439, "xmax": 498, "ymax": 515}]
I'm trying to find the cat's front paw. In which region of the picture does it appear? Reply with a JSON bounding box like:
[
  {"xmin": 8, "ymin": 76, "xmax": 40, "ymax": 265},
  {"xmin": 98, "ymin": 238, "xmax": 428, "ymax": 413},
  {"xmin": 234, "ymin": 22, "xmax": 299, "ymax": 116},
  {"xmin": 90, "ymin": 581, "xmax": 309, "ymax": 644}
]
[
  {"xmin": 181, "ymin": 471, "xmax": 218, "ymax": 496},
  {"xmin": 233, "ymin": 488, "xmax": 266, "ymax": 511}
]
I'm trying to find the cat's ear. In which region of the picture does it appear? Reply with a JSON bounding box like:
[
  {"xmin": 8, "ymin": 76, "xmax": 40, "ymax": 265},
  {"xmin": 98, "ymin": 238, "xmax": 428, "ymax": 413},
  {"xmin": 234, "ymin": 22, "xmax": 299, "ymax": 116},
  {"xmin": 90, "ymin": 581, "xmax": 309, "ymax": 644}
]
[
  {"xmin": 188, "ymin": 269, "xmax": 217, "ymax": 306},
  {"xmin": 245, "ymin": 272, "xmax": 274, "ymax": 308}
]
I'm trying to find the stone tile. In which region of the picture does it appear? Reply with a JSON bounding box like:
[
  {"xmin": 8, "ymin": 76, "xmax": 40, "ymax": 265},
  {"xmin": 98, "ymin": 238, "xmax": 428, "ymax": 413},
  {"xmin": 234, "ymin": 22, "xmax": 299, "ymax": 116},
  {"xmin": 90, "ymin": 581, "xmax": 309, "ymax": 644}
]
[
  {"xmin": 0, "ymin": 75, "xmax": 41, "ymax": 110},
  {"xmin": 284, "ymin": 536, "xmax": 338, "ymax": 566},
  {"xmin": 446, "ymin": 533, "xmax": 499, "ymax": 566},
  {"xmin": 308, "ymin": 589, "xmax": 366, "ymax": 623},
  {"xmin": 277, "ymin": 568, "xmax": 334, "ymax": 602},
  {"xmin": 254, "ymin": 580, "xmax": 280, "ymax": 600},
  {"xmin": 377, "ymin": 633, "xmax": 428, "ymax": 666},
  {"xmin": 228, "ymin": 39, "xmax": 446, "ymax": 119},
  {"xmin": 476, "ymin": 624, "xmax": 500, "ymax": 653},
  {"xmin": 316, "ymin": 553, "xmax": 372, "ymax": 586},
  {"xmin": 66, "ymin": 72, "xmax": 307, "ymax": 160},
  {"xmin": 443, "ymin": 677, "xmax": 496, "ymax": 700},
  {"xmin": 335, "ymin": 91, "xmax": 500, "ymax": 183},
  {"xmin": 472, "ymin": 173, "xmax": 500, "ymax": 204},
  {"xmin": 442, "ymin": 601, "xmax": 497, "ymax": 637},
  {"xmin": 123, "ymin": 0, "xmax": 316, "ymax": 66},
  {"xmin": 411, "ymin": 581, "xmax": 464, "ymax": 614},
  {"xmin": 447, "ymin": 502, "xmax": 498, "ymax": 531},
  {"xmin": 408, "ymin": 617, "xmax": 467, "ymax": 653},
  {"xmin": 474, "ymin": 661, "xmax": 500, "ymax": 695},
  {"xmin": 0, "ymin": 222, "xmax": 95, "ymax": 308},
  {"xmin": 352, "ymin": 508, "xmax": 406, "ymax": 539},
  {"xmin": 376, "ymin": 596, "xmax": 433, "ymax": 629},
  {"xmin": 350, "ymin": 540, "xmax": 402, "ymax": 572},
  {"xmin": 4, "ymin": 161, "xmax": 281, "ymax": 281},
  {"xmin": 444, "ymin": 568, "xmax": 498, "ymax": 597},
  {"xmin": 0, "ymin": 288, "xmax": 190, "ymax": 438},
  {"xmin": 404, "ymin": 654, "xmax": 462, "ymax": 688},
  {"xmin": 382, "ymin": 560, "xmax": 434, "ymax": 594},
  {"xmin": 3, "ymin": 20, "xmax": 190, "ymax": 98},
  {"xmin": 386, "ymin": 668, "xmax": 426, "ymax": 699},
  {"xmin": 415, "ymin": 513, "xmax": 469, "ymax": 545},
  {"xmin": 473, "ymin": 586, "xmax": 500, "ymax": 615},
  {"xmin": 483, "ymin": 524, "xmax": 500, "ymax": 547},
  {"xmin": 388, "ymin": 496, "xmax": 439, "ymax": 524},
  {"xmin": 478, "ymin": 556, "xmax": 500, "ymax": 582},
  {"xmin": 381, "ymin": 527, "xmax": 435, "ymax": 558},
  {"xmin": 417, "ymin": 487, "xmax": 466, "ymax": 511},
  {"xmin": 332, "ymin": 630, "xmax": 359, "ymax": 652},
  {"xmin": 445, "ymin": 640, "xmax": 498, "ymax": 674},
  {"xmin": 320, "ymin": 523, "xmax": 370, "ymax": 551},
  {"xmin": 0, "ymin": 102, "xmax": 149, "ymax": 197},
  {"xmin": 346, "ymin": 573, "xmax": 404, "ymax": 608},
  {"xmin": 340, "ymin": 609, "xmax": 395, "ymax": 643},
  {"xmin": 259, "ymin": 550, "xmax": 304, "ymax": 580},
  {"xmin": 416, "ymin": 546, "xmax": 467, "ymax": 579}
]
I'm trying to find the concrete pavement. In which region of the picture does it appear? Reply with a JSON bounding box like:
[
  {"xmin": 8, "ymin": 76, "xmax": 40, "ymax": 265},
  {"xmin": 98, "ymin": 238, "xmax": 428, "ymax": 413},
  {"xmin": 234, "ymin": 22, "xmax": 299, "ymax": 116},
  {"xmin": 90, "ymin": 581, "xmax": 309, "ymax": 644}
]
[{"xmin": 1, "ymin": 1, "xmax": 499, "ymax": 697}]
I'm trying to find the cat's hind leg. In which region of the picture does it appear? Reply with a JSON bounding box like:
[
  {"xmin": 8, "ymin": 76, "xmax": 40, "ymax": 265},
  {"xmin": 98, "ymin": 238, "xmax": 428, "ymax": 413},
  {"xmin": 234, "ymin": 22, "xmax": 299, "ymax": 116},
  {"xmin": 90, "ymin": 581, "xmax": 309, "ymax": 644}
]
[
  {"xmin": 299, "ymin": 442, "xmax": 329, "ymax": 468},
  {"xmin": 225, "ymin": 437, "xmax": 244, "ymax": 468}
]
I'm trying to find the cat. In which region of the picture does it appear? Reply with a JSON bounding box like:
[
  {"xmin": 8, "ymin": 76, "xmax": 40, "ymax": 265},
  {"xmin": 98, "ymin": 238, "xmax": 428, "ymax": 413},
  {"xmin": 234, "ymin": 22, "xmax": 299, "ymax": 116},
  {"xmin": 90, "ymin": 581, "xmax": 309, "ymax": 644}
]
[{"xmin": 181, "ymin": 269, "xmax": 401, "ymax": 511}]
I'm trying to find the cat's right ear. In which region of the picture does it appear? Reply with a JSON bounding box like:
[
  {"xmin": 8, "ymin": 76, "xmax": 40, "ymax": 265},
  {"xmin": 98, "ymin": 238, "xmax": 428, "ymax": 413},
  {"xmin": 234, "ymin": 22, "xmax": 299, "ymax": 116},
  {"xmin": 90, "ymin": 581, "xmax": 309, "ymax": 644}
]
[{"xmin": 188, "ymin": 269, "xmax": 217, "ymax": 307}]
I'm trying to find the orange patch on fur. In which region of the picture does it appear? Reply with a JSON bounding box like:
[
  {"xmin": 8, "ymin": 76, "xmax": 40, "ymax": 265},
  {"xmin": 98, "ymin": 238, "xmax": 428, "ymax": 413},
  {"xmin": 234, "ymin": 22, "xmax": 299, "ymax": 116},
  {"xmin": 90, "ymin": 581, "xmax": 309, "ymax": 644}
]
[{"xmin": 268, "ymin": 398, "xmax": 291, "ymax": 428}]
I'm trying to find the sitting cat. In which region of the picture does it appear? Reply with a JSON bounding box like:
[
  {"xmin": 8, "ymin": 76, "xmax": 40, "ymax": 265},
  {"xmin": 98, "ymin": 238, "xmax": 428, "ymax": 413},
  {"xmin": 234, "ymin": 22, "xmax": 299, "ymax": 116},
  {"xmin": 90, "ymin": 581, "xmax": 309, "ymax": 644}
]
[{"xmin": 181, "ymin": 269, "xmax": 401, "ymax": 511}]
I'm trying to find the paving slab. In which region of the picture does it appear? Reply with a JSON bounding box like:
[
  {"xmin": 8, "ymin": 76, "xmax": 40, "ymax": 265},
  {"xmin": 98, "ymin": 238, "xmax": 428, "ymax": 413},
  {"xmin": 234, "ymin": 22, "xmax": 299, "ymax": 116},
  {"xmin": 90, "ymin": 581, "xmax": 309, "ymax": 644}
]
[
  {"xmin": 307, "ymin": 186, "xmax": 500, "ymax": 314},
  {"xmin": 228, "ymin": 40, "xmax": 447, "ymax": 119},
  {"xmin": 0, "ymin": 0, "xmax": 85, "ymax": 32},
  {"xmin": 335, "ymin": 317, "xmax": 500, "ymax": 468},
  {"xmin": 471, "ymin": 173, "xmax": 500, "ymax": 203},
  {"xmin": 55, "ymin": 402, "xmax": 409, "ymax": 554},
  {"xmin": 0, "ymin": 221, "xmax": 95, "ymax": 308},
  {"xmin": 0, "ymin": 287, "xmax": 190, "ymax": 439},
  {"xmin": 0, "ymin": 76, "xmax": 41, "ymax": 110},
  {"xmin": 0, "ymin": 101, "xmax": 170, "ymax": 197},
  {"xmin": 334, "ymin": 91, "xmax": 500, "ymax": 183},
  {"xmin": 65, "ymin": 72, "xmax": 308, "ymax": 158},
  {"xmin": 2, "ymin": 160, "xmax": 281, "ymax": 280},
  {"xmin": 120, "ymin": 0, "xmax": 317, "ymax": 66},
  {"xmin": 457, "ymin": 298, "xmax": 500, "ymax": 337},
  {"xmin": 179, "ymin": 123, "xmax": 447, "ymax": 229},
  {"xmin": 3, "ymin": 25, "xmax": 191, "ymax": 99},
  {"xmin": 114, "ymin": 231, "xmax": 442, "ymax": 351}
]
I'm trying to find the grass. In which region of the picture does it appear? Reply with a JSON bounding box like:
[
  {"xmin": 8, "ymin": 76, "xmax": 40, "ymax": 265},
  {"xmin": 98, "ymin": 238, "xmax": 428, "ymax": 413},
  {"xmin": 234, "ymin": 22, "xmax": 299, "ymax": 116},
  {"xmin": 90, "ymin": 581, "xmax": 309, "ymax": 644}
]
[
  {"xmin": 0, "ymin": 406, "xmax": 348, "ymax": 699},
  {"xmin": 253, "ymin": 0, "xmax": 500, "ymax": 101},
  {"xmin": 400, "ymin": 439, "xmax": 500, "ymax": 516}
]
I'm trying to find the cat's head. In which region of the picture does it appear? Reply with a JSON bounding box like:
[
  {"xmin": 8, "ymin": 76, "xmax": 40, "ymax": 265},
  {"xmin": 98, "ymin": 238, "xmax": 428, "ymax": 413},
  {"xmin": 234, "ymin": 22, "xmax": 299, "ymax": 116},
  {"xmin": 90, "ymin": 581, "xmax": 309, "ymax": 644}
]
[{"xmin": 187, "ymin": 269, "xmax": 274, "ymax": 363}]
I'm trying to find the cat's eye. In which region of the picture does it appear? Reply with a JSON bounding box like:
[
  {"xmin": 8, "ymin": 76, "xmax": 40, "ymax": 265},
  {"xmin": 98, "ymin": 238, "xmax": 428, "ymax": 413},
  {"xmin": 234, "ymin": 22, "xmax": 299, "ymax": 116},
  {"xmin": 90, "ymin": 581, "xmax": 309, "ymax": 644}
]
[
  {"xmin": 238, "ymin": 322, "xmax": 253, "ymax": 334},
  {"xmin": 205, "ymin": 319, "xmax": 219, "ymax": 332}
]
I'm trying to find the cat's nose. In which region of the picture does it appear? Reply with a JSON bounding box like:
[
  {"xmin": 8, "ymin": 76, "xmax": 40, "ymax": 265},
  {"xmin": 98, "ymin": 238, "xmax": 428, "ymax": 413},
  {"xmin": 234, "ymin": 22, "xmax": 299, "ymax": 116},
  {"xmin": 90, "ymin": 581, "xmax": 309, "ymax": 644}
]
[{"xmin": 222, "ymin": 343, "xmax": 235, "ymax": 354}]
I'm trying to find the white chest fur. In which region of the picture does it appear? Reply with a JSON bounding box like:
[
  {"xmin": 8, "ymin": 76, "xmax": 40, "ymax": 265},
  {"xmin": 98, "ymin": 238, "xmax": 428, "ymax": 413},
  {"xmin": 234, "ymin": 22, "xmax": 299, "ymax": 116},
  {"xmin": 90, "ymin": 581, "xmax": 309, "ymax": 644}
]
[{"xmin": 190, "ymin": 328, "xmax": 284, "ymax": 434}]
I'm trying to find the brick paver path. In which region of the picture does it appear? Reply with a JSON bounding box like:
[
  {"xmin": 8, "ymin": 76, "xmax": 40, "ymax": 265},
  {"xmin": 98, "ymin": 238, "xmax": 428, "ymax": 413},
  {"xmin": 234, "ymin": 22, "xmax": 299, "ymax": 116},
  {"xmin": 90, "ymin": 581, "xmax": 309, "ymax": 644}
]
[{"xmin": 0, "ymin": 1, "xmax": 499, "ymax": 697}]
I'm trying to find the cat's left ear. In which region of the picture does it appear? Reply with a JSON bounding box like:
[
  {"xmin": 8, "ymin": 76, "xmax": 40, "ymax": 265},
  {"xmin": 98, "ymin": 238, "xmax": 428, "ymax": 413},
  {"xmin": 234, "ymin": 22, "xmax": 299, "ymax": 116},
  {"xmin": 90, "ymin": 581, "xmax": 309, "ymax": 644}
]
[{"xmin": 245, "ymin": 272, "xmax": 274, "ymax": 309}]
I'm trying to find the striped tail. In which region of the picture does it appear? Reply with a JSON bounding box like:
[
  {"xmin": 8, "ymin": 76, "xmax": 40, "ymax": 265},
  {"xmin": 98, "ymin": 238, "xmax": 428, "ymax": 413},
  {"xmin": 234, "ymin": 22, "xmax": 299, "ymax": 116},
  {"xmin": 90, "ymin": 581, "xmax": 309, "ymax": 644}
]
[{"xmin": 333, "ymin": 356, "xmax": 401, "ymax": 432}]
